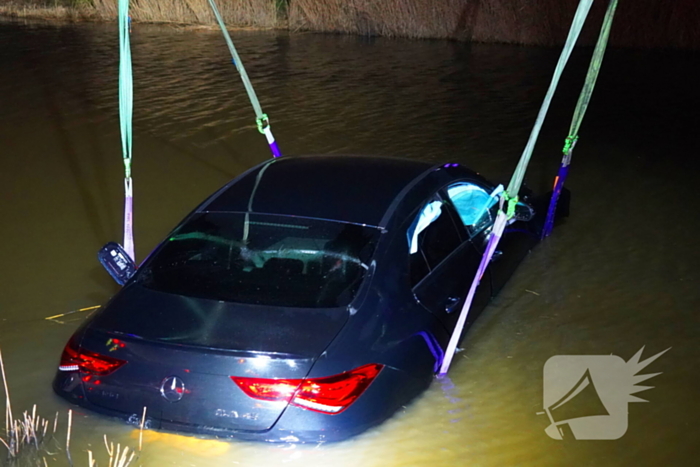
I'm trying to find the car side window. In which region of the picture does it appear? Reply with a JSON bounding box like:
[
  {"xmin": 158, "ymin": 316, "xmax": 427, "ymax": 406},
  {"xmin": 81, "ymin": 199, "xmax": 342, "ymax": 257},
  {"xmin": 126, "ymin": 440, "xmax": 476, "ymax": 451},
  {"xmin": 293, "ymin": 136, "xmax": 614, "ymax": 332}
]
[
  {"xmin": 407, "ymin": 197, "xmax": 463, "ymax": 287},
  {"xmin": 446, "ymin": 182, "xmax": 499, "ymax": 239}
]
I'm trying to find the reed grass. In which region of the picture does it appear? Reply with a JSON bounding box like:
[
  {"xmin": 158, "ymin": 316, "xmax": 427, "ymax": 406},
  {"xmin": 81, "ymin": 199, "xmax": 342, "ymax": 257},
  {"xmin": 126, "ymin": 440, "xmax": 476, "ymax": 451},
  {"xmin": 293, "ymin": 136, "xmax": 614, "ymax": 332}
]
[
  {"xmin": 91, "ymin": 0, "xmax": 280, "ymax": 27},
  {"xmin": 0, "ymin": 0, "xmax": 280, "ymax": 27},
  {"xmin": 0, "ymin": 2, "xmax": 99, "ymax": 22},
  {"xmin": 103, "ymin": 434, "xmax": 136, "ymax": 467},
  {"xmin": 0, "ymin": 2, "xmax": 699, "ymax": 49},
  {"xmin": 288, "ymin": 0, "xmax": 700, "ymax": 47},
  {"xmin": 0, "ymin": 348, "xmax": 141, "ymax": 466}
]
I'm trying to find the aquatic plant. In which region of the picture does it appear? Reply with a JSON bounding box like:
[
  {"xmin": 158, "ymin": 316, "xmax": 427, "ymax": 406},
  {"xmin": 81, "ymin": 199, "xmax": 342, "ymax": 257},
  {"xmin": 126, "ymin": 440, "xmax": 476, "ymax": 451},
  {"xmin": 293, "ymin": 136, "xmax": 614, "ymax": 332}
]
[{"xmin": 0, "ymin": 349, "xmax": 141, "ymax": 466}]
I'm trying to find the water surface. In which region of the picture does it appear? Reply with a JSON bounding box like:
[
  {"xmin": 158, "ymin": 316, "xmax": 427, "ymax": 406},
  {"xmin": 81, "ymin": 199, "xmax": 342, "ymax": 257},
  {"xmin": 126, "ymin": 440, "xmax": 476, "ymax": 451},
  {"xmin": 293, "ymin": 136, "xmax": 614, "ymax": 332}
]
[{"xmin": 0, "ymin": 18, "xmax": 698, "ymax": 466}]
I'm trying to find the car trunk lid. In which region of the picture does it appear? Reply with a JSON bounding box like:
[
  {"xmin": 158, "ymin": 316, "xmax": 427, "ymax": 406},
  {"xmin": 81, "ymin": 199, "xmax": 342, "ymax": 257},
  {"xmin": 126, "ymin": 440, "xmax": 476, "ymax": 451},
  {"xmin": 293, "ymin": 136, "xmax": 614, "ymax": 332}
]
[{"xmin": 79, "ymin": 285, "xmax": 348, "ymax": 432}]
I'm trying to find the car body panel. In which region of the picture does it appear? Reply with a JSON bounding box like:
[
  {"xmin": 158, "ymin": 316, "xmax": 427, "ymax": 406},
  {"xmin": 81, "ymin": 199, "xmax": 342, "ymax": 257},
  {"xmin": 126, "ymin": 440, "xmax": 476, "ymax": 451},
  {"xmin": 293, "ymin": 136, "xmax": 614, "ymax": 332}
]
[
  {"xmin": 202, "ymin": 156, "xmax": 435, "ymax": 227},
  {"xmin": 89, "ymin": 284, "xmax": 349, "ymax": 356},
  {"xmin": 53, "ymin": 155, "xmax": 564, "ymax": 442}
]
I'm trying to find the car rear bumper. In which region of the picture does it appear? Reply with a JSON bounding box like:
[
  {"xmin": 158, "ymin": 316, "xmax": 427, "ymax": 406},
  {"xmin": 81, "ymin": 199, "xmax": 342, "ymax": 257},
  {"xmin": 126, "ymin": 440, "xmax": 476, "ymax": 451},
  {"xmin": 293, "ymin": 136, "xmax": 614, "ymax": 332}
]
[{"xmin": 53, "ymin": 363, "xmax": 427, "ymax": 443}]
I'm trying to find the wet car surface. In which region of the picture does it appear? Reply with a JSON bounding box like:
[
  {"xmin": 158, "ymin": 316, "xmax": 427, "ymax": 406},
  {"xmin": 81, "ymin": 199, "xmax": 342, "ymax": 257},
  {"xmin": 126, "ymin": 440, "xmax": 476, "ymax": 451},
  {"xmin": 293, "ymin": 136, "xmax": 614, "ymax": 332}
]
[{"xmin": 54, "ymin": 155, "xmax": 555, "ymax": 442}]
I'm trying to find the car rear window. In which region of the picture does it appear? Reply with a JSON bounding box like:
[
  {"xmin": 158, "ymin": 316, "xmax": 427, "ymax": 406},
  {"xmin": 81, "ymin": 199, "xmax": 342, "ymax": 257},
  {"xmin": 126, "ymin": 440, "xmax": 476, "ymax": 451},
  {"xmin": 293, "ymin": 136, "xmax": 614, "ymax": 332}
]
[{"xmin": 134, "ymin": 212, "xmax": 380, "ymax": 308}]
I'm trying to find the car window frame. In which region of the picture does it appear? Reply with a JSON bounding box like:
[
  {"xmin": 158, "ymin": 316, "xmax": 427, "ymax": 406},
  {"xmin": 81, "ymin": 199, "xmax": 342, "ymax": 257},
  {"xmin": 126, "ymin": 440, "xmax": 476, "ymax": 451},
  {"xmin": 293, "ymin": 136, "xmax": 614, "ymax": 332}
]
[
  {"xmin": 407, "ymin": 193, "xmax": 469, "ymax": 289},
  {"xmin": 444, "ymin": 180, "xmax": 499, "ymax": 241}
]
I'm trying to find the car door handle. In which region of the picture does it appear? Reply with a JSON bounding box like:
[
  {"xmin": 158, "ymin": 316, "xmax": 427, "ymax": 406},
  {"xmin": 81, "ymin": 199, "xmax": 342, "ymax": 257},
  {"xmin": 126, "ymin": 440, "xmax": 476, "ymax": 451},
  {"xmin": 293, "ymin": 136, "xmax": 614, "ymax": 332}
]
[
  {"xmin": 490, "ymin": 250, "xmax": 503, "ymax": 262},
  {"xmin": 445, "ymin": 296, "xmax": 461, "ymax": 314}
]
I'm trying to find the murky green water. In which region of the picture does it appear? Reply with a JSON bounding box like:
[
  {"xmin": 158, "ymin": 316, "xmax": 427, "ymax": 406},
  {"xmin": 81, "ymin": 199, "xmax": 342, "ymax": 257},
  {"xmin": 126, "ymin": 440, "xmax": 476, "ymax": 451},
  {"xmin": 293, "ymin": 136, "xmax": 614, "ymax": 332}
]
[{"xmin": 0, "ymin": 18, "xmax": 698, "ymax": 466}]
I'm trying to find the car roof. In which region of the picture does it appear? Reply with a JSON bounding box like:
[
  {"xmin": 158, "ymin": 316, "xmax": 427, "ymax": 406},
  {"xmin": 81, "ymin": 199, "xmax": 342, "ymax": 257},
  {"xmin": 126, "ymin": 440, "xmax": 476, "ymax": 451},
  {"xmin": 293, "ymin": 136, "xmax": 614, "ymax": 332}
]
[{"xmin": 200, "ymin": 155, "xmax": 437, "ymax": 227}]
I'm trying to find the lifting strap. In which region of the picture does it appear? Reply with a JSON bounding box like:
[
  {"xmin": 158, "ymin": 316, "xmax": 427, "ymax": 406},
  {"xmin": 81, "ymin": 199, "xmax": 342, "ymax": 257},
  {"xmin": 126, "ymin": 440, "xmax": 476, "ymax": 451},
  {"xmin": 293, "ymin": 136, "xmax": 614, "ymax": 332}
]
[
  {"xmin": 542, "ymin": 0, "xmax": 619, "ymax": 238},
  {"xmin": 207, "ymin": 0, "xmax": 282, "ymax": 158},
  {"xmin": 115, "ymin": 1, "xmax": 283, "ymax": 261},
  {"xmin": 118, "ymin": 0, "xmax": 134, "ymax": 260},
  {"xmin": 439, "ymin": 0, "xmax": 610, "ymax": 376}
]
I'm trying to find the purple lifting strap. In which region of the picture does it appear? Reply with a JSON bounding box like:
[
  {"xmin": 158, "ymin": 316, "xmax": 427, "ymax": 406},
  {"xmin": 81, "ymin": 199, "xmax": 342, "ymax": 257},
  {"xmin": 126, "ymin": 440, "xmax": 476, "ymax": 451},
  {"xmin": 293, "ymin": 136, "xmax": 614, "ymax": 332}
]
[
  {"xmin": 262, "ymin": 126, "xmax": 282, "ymax": 159},
  {"xmin": 123, "ymin": 177, "xmax": 134, "ymax": 261},
  {"xmin": 269, "ymin": 140, "xmax": 282, "ymax": 159},
  {"xmin": 439, "ymin": 210, "xmax": 508, "ymax": 376},
  {"xmin": 541, "ymin": 163, "xmax": 570, "ymax": 239}
]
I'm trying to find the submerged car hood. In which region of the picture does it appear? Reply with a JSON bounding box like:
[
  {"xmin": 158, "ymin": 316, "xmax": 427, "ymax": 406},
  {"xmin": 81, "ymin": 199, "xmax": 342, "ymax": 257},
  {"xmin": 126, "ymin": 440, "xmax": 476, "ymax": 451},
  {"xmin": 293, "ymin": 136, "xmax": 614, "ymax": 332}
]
[{"xmin": 89, "ymin": 283, "xmax": 349, "ymax": 358}]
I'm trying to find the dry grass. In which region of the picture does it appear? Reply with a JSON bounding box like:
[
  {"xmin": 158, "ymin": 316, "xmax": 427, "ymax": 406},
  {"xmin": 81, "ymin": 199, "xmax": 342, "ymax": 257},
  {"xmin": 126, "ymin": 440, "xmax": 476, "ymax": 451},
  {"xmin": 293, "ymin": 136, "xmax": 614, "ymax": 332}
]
[
  {"xmin": 0, "ymin": 2, "xmax": 99, "ymax": 22},
  {"xmin": 0, "ymin": 348, "xmax": 142, "ymax": 466},
  {"xmin": 1, "ymin": 0, "xmax": 280, "ymax": 27},
  {"xmin": 288, "ymin": 0, "xmax": 469, "ymax": 39},
  {"xmin": 288, "ymin": 0, "xmax": 700, "ymax": 48},
  {"xmin": 1, "ymin": 1, "xmax": 699, "ymax": 48},
  {"xmin": 91, "ymin": 0, "xmax": 279, "ymax": 27},
  {"xmin": 286, "ymin": 0, "xmax": 549, "ymax": 41}
]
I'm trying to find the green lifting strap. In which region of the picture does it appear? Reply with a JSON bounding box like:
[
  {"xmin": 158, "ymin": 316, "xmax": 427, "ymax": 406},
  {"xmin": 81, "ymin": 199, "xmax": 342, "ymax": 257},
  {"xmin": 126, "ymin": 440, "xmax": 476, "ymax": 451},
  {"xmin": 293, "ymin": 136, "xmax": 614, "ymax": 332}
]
[
  {"xmin": 207, "ymin": 0, "xmax": 282, "ymax": 158},
  {"xmin": 566, "ymin": 0, "xmax": 619, "ymax": 155},
  {"xmin": 542, "ymin": 0, "xmax": 618, "ymax": 238},
  {"xmin": 504, "ymin": 0, "xmax": 595, "ymax": 205},
  {"xmin": 119, "ymin": 0, "xmax": 132, "ymax": 174},
  {"xmin": 440, "ymin": 0, "xmax": 601, "ymax": 376},
  {"xmin": 118, "ymin": 0, "xmax": 135, "ymax": 260},
  {"xmin": 208, "ymin": 0, "xmax": 263, "ymax": 119}
]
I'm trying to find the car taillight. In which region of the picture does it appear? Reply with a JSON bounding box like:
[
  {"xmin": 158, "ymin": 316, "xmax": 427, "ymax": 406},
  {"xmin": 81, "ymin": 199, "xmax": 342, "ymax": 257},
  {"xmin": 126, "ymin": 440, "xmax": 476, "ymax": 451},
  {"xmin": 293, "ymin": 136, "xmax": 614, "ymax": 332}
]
[
  {"xmin": 232, "ymin": 378, "xmax": 301, "ymax": 402},
  {"xmin": 231, "ymin": 363, "xmax": 383, "ymax": 414},
  {"xmin": 58, "ymin": 337, "xmax": 126, "ymax": 376}
]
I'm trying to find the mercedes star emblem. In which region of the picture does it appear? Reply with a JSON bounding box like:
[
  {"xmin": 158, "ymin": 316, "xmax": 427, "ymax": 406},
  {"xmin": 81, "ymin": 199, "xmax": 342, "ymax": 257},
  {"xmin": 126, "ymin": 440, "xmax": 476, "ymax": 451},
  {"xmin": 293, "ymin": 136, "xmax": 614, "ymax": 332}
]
[{"xmin": 160, "ymin": 376, "xmax": 186, "ymax": 402}]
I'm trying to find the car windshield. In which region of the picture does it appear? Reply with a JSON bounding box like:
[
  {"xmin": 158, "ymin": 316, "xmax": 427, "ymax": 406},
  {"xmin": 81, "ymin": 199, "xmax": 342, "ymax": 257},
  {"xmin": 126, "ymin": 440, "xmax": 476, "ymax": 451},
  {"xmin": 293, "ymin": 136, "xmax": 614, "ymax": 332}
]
[{"xmin": 135, "ymin": 212, "xmax": 381, "ymax": 308}]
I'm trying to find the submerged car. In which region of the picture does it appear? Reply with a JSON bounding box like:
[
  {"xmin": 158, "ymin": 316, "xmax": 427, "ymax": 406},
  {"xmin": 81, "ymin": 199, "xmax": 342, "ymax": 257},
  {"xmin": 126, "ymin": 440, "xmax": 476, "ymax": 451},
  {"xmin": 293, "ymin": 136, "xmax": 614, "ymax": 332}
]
[{"xmin": 53, "ymin": 155, "xmax": 566, "ymax": 442}]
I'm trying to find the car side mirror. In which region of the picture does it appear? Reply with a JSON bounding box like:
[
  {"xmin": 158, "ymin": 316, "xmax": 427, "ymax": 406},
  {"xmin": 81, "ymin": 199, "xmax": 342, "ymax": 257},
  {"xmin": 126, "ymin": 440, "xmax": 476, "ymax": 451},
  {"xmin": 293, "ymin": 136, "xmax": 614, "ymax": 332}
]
[
  {"xmin": 513, "ymin": 202, "xmax": 535, "ymax": 222},
  {"xmin": 98, "ymin": 242, "xmax": 136, "ymax": 285}
]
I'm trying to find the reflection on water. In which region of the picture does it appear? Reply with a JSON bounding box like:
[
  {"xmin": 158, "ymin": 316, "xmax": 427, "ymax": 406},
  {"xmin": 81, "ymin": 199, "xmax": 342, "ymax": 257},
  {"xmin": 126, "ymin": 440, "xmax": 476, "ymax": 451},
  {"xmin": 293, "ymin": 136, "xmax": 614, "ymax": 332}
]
[{"xmin": 0, "ymin": 18, "xmax": 699, "ymax": 467}]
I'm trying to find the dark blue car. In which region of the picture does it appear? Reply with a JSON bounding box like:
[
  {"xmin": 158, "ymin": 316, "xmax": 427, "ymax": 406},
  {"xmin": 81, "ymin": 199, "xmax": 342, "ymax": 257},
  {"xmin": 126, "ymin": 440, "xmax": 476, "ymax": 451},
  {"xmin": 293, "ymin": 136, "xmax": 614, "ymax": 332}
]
[{"xmin": 53, "ymin": 155, "xmax": 563, "ymax": 442}]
